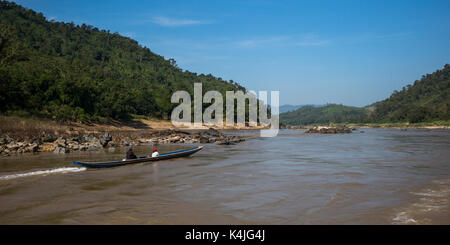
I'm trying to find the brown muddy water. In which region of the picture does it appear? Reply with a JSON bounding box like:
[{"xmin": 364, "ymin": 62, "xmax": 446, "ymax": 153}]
[{"xmin": 0, "ymin": 128, "xmax": 449, "ymax": 224}]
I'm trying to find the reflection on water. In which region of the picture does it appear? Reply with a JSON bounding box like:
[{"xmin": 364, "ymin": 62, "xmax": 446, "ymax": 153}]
[{"xmin": 0, "ymin": 128, "xmax": 449, "ymax": 224}]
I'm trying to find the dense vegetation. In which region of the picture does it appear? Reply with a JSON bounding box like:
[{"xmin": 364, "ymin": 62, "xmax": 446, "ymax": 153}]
[
  {"xmin": 280, "ymin": 104, "xmax": 369, "ymax": 125},
  {"xmin": 0, "ymin": 1, "xmax": 246, "ymax": 121},
  {"xmin": 370, "ymin": 64, "xmax": 450, "ymax": 123},
  {"xmin": 1, "ymin": 2, "xmax": 448, "ymax": 126},
  {"xmin": 279, "ymin": 105, "xmax": 304, "ymax": 113},
  {"xmin": 278, "ymin": 104, "xmax": 325, "ymax": 114},
  {"xmin": 281, "ymin": 65, "xmax": 450, "ymax": 125}
]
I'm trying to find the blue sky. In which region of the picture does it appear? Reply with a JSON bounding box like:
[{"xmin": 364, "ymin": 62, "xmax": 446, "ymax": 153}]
[{"xmin": 16, "ymin": 0, "xmax": 450, "ymax": 106}]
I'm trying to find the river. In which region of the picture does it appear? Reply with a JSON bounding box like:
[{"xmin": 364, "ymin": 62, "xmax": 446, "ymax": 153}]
[{"xmin": 0, "ymin": 128, "xmax": 449, "ymax": 224}]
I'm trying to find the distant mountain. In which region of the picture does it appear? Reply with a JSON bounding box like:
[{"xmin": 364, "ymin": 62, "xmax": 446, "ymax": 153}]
[
  {"xmin": 370, "ymin": 64, "xmax": 450, "ymax": 123},
  {"xmin": 279, "ymin": 104, "xmax": 322, "ymax": 113},
  {"xmin": 280, "ymin": 64, "xmax": 450, "ymax": 126},
  {"xmin": 280, "ymin": 104, "xmax": 369, "ymax": 125},
  {"xmin": 279, "ymin": 105, "xmax": 303, "ymax": 113}
]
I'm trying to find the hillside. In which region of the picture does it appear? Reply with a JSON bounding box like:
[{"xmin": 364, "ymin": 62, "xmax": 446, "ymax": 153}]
[
  {"xmin": 370, "ymin": 64, "xmax": 450, "ymax": 123},
  {"xmin": 279, "ymin": 105, "xmax": 304, "ymax": 114},
  {"xmin": 280, "ymin": 65, "xmax": 450, "ymax": 126},
  {"xmin": 280, "ymin": 104, "xmax": 370, "ymax": 125},
  {"xmin": 279, "ymin": 104, "xmax": 323, "ymax": 114},
  {"xmin": 0, "ymin": 1, "xmax": 245, "ymax": 121}
]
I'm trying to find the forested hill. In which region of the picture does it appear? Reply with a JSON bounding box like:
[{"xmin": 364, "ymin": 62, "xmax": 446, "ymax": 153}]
[
  {"xmin": 0, "ymin": 1, "xmax": 245, "ymax": 121},
  {"xmin": 280, "ymin": 64, "xmax": 450, "ymax": 126},
  {"xmin": 280, "ymin": 104, "xmax": 370, "ymax": 125},
  {"xmin": 370, "ymin": 64, "xmax": 450, "ymax": 123}
]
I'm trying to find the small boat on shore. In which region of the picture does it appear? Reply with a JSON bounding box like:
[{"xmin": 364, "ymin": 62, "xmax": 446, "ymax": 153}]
[{"xmin": 72, "ymin": 146, "xmax": 203, "ymax": 168}]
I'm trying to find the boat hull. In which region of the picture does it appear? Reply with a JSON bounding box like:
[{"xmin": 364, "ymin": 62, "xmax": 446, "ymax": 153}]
[{"xmin": 72, "ymin": 146, "xmax": 203, "ymax": 168}]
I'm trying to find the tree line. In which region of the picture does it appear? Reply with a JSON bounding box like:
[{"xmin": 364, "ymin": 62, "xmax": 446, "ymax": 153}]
[
  {"xmin": 370, "ymin": 64, "xmax": 450, "ymax": 123},
  {"xmin": 281, "ymin": 64, "xmax": 449, "ymax": 125},
  {"xmin": 0, "ymin": 1, "xmax": 246, "ymax": 122}
]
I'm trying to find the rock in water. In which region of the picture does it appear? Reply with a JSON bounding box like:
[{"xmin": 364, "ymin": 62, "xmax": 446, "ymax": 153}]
[
  {"xmin": 305, "ymin": 126, "xmax": 352, "ymax": 134},
  {"xmin": 55, "ymin": 137, "xmax": 66, "ymax": 147},
  {"xmin": 205, "ymin": 128, "xmax": 222, "ymax": 137},
  {"xmin": 99, "ymin": 132, "xmax": 112, "ymax": 147},
  {"xmin": 199, "ymin": 136, "xmax": 209, "ymax": 143},
  {"xmin": 215, "ymin": 139, "xmax": 235, "ymax": 145},
  {"xmin": 82, "ymin": 135, "xmax": 96, "ymax": 143},
  {"xmin": 53, "ymin": 146, "xmax": 69, "ymax": 154},
  {"xmin": 25, "ymin": 143, "xmax": 39, "ymax": 153},
  {"xmin": 6, "ymin": 142, "xmax": 19, "ymax": 151},
  {"xmin": 0, "ymin": 136, "xmax": 8, "ymax": 145},
  {"xmin": 87, "ymin": 139, "xmax": 102, "ymax": 151}
]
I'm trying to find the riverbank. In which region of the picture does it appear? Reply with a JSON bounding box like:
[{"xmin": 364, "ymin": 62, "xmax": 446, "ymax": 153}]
[
  {"xmin": 284, "ymin": 121, "xmax": 450, "ymax": 130},
  {"xmin": 0, "ymin": 115, "xmax": 250, "ymax": 157}
]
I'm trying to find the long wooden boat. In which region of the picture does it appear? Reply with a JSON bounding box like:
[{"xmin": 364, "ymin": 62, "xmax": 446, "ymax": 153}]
[{"xmin": 72, "ymin": 146, "xmax": 203, "ymax": 168}]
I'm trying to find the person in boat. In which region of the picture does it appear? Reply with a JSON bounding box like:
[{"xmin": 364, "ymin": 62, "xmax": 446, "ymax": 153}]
[
  {"xmin": 151, "ymin": 148, "xmax": 160, "ymax": 157},
  {"xmin": 126, "ymin": 148, "xmax": 137, "ymax": 159}
]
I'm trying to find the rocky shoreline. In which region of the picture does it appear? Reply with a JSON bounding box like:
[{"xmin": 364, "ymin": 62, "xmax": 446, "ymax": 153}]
[
  {"xmin": 0, "ymin": 128, "xmax": 245, "ymax": 157},
  {"xmin": 304, "ymin": 126, "xmax": 355, "ymax": 134},
  {"xmin": 285, "ymin": 125, "xmax": 450, "ymax": 130}
]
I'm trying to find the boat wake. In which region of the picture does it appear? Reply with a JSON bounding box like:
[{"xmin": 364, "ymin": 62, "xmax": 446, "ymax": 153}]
[
  {"xmin": 0, "ymin": 167, "xmax": 87, "ymax": 181},
  {"xmin": 392, "ymin": 179, "xmax": 450, "ymax": 224}
]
